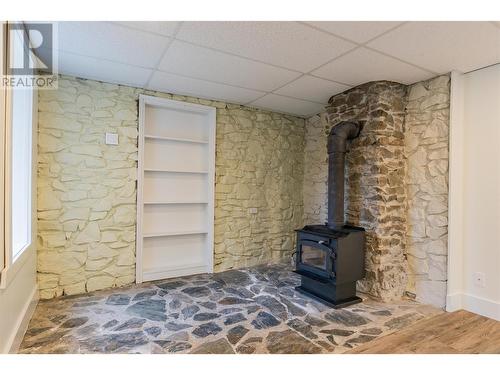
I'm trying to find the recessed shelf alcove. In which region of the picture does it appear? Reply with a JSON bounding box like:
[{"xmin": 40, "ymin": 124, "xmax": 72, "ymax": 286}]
[{"xmin": 136, "ymin": 95, "xmax": 216, "ymax": 283}]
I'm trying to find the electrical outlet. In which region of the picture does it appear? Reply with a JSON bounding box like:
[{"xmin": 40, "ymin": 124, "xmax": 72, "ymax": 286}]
[
  {"xmin": 248, "ymin": 208, "xmax": 258, "ymax": 214},
  {"xmin": 473, "ymin": 272, "xmax": 486, "ymax": 288}
]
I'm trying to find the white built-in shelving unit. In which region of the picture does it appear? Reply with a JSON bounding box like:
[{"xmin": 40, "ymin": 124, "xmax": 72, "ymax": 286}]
[{"xmin": 136, "ymin": 95, "xmax": 216, "ymax": 283}]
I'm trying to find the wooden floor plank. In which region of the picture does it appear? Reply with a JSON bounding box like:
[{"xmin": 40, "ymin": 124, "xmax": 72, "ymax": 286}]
[
  {"xmin": 400, "ymin": 338, "xmax": 460, "ymax": 354},
  {"xmin": 446, "ymin": 319, "xmax": 500, "ymax": 353},
  {"xmin": 348, "ymin": 310, "xmax": 500, "ymax": 354}
]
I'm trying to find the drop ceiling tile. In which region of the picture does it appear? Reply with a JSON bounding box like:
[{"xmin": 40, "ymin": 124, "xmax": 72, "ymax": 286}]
[
  {"xmin": 368, "ymin": 21, "xmax": 500, "ymax": 73},
  {"xmin": 176, "ymin": 21, "xmax": 356, "ymax": 72},
  {"xmin": 58, "ymin": 51, "xmax": 153, "ymax": 87},
  {"xmin": 158, "ymin": 41, "xmax": 300, "ymax": 91},
  {"xmin": 147, "ymin": 71, "xmax": 264, "ymax": 104},
  {"xmin": 274, "ymin": 75, "xmax": 351, "ymax": 103},
  {"xmin": 312, "ymin": 47, "xmax": 434, "ymax": 86},
  {"xmin": 305, "ymin": 21, "xmax": 403, "ymax": 43},
  {"xmin": 250, "ymin": 94, "xmax": 325, "ymax": 117},
  {"xmin": 112, "ymin": 21, "xmax": 180, "ymax": 36},
  {"xmin": 58, "ymin": 22, "xmax": 170, "ymax": 68}
]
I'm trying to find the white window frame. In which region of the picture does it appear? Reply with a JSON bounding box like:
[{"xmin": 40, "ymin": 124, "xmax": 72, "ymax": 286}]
[
  {"xmin": 0, "ymin": 23, "xmax": 6, "ymax": 278},
  {"xmin": 0, "ymin": 22, "xmax": 37, "ymax": 289}
]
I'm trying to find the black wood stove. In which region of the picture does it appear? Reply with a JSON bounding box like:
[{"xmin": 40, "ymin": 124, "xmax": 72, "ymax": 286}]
[{"xmin": 295, "ymin": 121, "xmax": 365, "ymax": 308}]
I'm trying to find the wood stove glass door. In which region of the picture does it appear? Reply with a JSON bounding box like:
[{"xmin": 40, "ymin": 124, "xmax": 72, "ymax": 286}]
[
  {"xmin": 298, "ymin": 240, "xmax": 333, "ymax": 278},
  {"xmin": 301, "ymin": 244, "xmax": 327, "ymax": 269}
]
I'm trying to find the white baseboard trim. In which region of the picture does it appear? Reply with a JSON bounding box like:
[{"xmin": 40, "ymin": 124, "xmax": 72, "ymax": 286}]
[
  {"xmin": 462, "ymin": 293, "xmax": 500, "ymax": 321},
  {"xmin": 8, "ymin": 284, "xmax": 39, "ymax": 353},
  {"xmin": 447, "ymin": 292, "xmax": 500, "ymax": 321},
  {"xmin": 446, "ymin": 292, "xmax": 463, "ymax": 312}
]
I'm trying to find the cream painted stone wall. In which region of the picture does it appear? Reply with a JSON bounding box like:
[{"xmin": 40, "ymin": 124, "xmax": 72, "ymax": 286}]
[
  {"xmin": 405, "ymin": 75, "xmax": 450, "ymax": 308},
  {"xmin": 38, "ymin": 75, "xmax": 304, "ymax": 299},
  {"xmin": 38, "ymin": 78, "xmax": 139, "ymax": 299},
  {"xmin": 303, "ymin": 113, "xmax": 329, "ymax": 225},
  {"xmin": 214, "ymin": 109, "xmax": 304, "ymax": 270}
]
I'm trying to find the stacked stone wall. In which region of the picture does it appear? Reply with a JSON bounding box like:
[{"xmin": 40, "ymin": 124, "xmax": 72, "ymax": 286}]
[
  {"xmin": 303, "ymin": 76, "xmax": 450, "ymax": 306},
  {"xmin": 328, "ymin": 82, "xmax": 408, "ymax": 300}
]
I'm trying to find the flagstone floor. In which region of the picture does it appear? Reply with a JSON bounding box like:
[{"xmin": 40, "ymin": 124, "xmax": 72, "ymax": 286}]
[{"xmin": 19, "ymin": 263, "xmax": 441, "ymax": 354}]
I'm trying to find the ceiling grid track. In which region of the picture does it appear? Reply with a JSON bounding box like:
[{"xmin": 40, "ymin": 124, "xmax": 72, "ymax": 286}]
[{"xmin": 51, "ymin": 21, "xmax": 500, "ymax": 117}]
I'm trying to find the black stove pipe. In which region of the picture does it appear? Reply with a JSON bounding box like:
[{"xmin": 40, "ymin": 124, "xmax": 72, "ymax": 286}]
[{"xmin": 327, "ymin": 121, "xmax": 361, "ymax": 230}]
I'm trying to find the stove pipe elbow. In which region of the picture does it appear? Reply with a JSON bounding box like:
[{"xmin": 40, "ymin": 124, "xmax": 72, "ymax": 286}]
[{"xmin": 327, "ymin": 121, "xmax": 361, "ymax": 230}]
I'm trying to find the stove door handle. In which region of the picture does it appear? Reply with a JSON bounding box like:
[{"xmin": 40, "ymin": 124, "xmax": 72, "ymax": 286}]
[{"xmin": 317, "ymin": 240, "xmax": 335, "ymax": 257}]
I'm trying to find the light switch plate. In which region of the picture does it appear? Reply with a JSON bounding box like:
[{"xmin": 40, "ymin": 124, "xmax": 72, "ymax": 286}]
[{"xmin": 105, "ymin": 133, "xmax": 119, "ymax": 145}]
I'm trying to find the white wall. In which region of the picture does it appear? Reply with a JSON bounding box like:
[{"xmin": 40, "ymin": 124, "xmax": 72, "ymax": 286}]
[
  {"xmin": 0, "ymin": 33, "xmax": 39, "ymax": 350},
  {"xmin": 447, "ymin": 65, "xmax": 500, "ymax": 321},
  {"xmin": 0, "ymin": 252, "xmax": 38, "ymax": 353},
  {"xmin": 447, "ymin": 71, "xmax": 465, "ymax": 311},
  {"xmin": 0, "ymin": 112, "xmax": 38, "ymax": 351},
  {"xmin": 0, "ymin": 96, "xmax": 38, "ymax": 352}
]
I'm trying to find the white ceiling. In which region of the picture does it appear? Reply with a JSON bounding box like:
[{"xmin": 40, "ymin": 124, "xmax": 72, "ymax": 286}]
[{"xmin": 54, "ymin": 21, "xmax": 500, "ymax": 117}]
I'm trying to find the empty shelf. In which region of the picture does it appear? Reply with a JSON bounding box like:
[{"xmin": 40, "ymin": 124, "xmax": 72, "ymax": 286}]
[
  {"xmin": 144, "ymin": 168, "xmax": 208, "ymax": 174},
  {"xmin": 143, "ymin": 230, "xmax": 208, "ymax": 238},
  {"xmin": 143, "ymin": 201, "xmax": 208, "ymax": 205},
  {"xmin": 144, "ymin": 134, "xmax": 209, "ymax": 144}
]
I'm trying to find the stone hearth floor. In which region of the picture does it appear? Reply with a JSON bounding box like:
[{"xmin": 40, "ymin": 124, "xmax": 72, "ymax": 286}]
[{"xmin": 19, "ymin": 263, "xmax": 441, "ymax": 354}]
